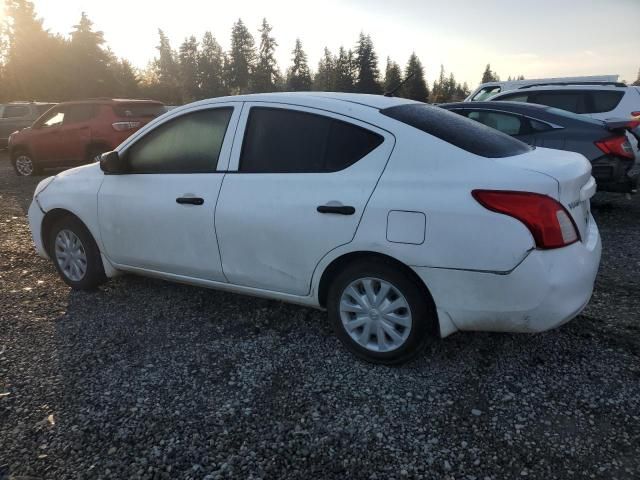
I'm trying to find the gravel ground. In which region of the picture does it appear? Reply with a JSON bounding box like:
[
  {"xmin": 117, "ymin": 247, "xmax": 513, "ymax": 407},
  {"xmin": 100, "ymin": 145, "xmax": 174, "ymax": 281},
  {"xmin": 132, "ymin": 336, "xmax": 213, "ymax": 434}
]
[{"xmin": 1, "ymin": 151, "xmax": 639, "ymax": 480}]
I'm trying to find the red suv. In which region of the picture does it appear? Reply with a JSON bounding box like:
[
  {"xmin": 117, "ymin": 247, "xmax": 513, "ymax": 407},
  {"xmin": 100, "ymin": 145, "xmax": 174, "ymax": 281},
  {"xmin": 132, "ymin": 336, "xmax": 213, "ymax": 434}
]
[{"xmin": 8, "ymin": 98, "xmax": 165, "ymax": 176}]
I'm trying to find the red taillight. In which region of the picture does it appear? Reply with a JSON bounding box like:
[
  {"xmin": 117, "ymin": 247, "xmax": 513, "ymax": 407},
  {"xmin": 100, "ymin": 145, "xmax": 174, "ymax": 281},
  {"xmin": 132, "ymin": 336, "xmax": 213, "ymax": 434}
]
[
  {"xmin": 472, "ymin": 190, "xmax": 580, "ymax": 249},
  {"xmin": 595, "ymin": 136, "xmax": 634, "ymax": 160},
  {"xmin": 112, "ymin": 121, "xmax": 141, "ymax": 132},
  {"xmin": 631, "ymin": 111, "xmax": 640, "ymax": 118}
]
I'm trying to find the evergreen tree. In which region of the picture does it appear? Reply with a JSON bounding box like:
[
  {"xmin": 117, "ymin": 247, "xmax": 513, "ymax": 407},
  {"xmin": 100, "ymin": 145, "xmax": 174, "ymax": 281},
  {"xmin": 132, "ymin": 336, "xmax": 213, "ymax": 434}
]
[
  {"xmin": 313, "ymin": 47, "xmax": 335, "ymax": 91},
  {"xmin": 112, "ymin": 59, "xmax": 139, "ymax": 97},
  {"xmin": 353, "ymin": 33, "xmax": 381, "ymax": 94},
  {"xmin": 198, "ymin": 31, "xmax": 227, "ymax": 98},
  {"xmin": 383, "ymin": 57, "xmax": 402, "ymax": 94},
  {"xmin": 431, "ymin": 64, "xmax": 447, "ymax": 103},
  {"xmin": 334, "ymin": 46, "xmax": 354, "ymax": 92},
  {"xmin": 286, "ymin": 38, "xmax": 312, "ymax": 91},
  {"xmin": 632, "ymin": 67, "xmax": 640, "ymax": 86},
  {"xmin": 228, "ymin": 19, "xmax": 256, "ymax": 94},
  {"xmin": 403, "ymin": 52, "xmax": 428, "ymax": 102},
  {"xmin": 252, "ymin": 19, "xmax": 279, "ymax": 92},
  {"xmin": 69, "ymin": 12, "xmax": 114, "ymax": 98},
  {"xmin": 2, "ymin": 0, "xmax": 69, "ymax": 100},
  {"xmin": 481, "ymin": 63, "xmax": 499, "ymax": 83},
  {"xmin": 178, "ymin": 36, "xmax": 199, "ymax": 102},
  {"xmin": 151, "ymin": 29, "xmax": 181, "ymax": 103}
]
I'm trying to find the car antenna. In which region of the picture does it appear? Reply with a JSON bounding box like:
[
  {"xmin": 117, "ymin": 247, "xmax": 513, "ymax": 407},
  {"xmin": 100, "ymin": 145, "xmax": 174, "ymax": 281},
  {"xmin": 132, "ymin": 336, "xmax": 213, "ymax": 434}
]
[{"xmin": 384, "ymin": 72, "xmax": 415, "ymax": 97}]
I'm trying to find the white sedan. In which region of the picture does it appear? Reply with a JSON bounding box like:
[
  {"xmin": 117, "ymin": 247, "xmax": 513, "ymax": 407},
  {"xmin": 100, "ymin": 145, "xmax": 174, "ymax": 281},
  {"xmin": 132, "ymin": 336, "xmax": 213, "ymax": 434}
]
[{"xmin": 27, "ymin": 92, "xmax": 601, "ymax": 364}]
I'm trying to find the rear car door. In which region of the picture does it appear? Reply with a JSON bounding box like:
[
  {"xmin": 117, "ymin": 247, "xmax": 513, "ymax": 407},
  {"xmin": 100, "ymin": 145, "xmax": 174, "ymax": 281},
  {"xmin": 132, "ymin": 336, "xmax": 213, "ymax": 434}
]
[
  {"xmin": 215, "ymin": 103, "xmax": 394, "ymax": 296},
  {"xmin": 98, "ymin": 104, "xmax": 240, "ymax": 281}
]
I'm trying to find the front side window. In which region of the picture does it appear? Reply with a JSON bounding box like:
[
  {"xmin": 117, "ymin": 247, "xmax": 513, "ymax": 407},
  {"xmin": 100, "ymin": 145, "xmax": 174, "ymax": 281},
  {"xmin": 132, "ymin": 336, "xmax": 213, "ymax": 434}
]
[
  {"xmin": 467, "ymin": 111, "xmax": 525, "ymax": 136},
  {"xmin": 40, "ymin": 109, "xmax": 65, "ymax": 127},
  {"xmin": 239, "ymin": 107, "xmax": 383, "ymax": 173},
  {"xmin": 126, "ymin": 108, "xmax": 232, "ymax": 174},
  {"xmin": 2, "ymin": 105, "xmax": 30, "ymax": 118}
]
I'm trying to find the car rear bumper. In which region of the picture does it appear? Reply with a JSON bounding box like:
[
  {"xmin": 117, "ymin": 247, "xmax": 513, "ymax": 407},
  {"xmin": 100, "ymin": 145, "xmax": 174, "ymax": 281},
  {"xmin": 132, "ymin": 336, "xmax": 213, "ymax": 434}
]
[{"xmin": 413, "ymin": 214, "xmax": 601, "ymax": 336}]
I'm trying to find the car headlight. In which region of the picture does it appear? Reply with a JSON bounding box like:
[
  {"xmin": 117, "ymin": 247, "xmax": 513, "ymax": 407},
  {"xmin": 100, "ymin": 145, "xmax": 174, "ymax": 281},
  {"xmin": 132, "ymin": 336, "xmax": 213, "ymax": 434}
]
[{"xmin": 34, "ymin": 176, "xmax": 55, "ymax": 198}]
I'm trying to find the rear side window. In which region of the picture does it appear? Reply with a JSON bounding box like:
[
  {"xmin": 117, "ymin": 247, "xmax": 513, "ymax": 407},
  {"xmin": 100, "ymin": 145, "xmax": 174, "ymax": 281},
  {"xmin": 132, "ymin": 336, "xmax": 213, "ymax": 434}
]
[
  {"xmin": 65, "ymin": 104, "xmax": 96, "ymax": 124},
  {"xmin": 531, "ymin": 91, "xmax": 588, "ymax": 114},
  {"xmin": 590, "ymin": 91, "xmax": 624, "ymax": 113},
  {"xmin": 382, "ymin": 104, "xmax": 531, "ymax": 158},
  {"xmin": 113, "ymin": 103, "xmax": 165, "ymax": 118},
  {"xmin": 126, "ymin": 108, "xmax": 232, "ymax": 173},
  {"xmin": 495, "ymin": 93, "xmax": 529, "ymax": 103},
  {"xmin": 2, "ymin": 105, "xmax": 29, "ymax": 118},
  {"xmin": 240, "ymin": 108, "xmax": 383, "ymax": 173},
  {"xmin": 467, "ymin": 111, "xmax": 525, "ymax": 136}
]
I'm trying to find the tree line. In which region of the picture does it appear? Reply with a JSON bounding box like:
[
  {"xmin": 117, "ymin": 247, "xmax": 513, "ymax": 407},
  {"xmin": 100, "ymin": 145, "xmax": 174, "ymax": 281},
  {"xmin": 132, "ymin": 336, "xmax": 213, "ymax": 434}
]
[
  {"xmin": 0, "ymin": 1, "xmax": 474, "ymax": 104},
  {"xmin": 5, "ymin": 1, "xmax": 636, "ymax": 105}
]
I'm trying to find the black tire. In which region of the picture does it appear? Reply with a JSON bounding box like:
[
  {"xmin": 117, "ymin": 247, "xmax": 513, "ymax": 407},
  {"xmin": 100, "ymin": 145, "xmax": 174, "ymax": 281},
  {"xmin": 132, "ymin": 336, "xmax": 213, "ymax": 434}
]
[
  {"xmin": 327, "ymin": 258, "xmax": 437, "ymax": 365},
  {"xmin": 12, "ymin": 150, "xmax": 41, "ymax": 176},
  {"xmin": 47, "ymin": 215, "xmax": 107, "ymax": 290}
]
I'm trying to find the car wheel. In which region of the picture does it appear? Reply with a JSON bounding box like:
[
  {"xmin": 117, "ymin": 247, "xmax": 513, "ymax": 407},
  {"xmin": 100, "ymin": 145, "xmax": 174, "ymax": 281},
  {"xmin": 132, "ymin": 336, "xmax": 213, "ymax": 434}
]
[
  {"xmin": 13, "ymin": 152, "xmax": 40, "ymax": 176},
  {"xmin": 48, "ymin": 215, "xmax": 107, "ymax": 290},
  {"xmin": 327, "ymin": 258, "xmax": 437, "ymax": 365}
]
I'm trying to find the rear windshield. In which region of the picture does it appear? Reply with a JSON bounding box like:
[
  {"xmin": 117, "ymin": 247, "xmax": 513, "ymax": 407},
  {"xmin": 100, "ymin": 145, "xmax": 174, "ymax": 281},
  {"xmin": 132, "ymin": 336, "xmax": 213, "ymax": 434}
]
[
  {"xmin": 112, "ymin": 103, "xmax": 165, "ymax": 118},
  {"xmin": 381, "ymin": 104, "xmax": 532, "ymax": 158}
]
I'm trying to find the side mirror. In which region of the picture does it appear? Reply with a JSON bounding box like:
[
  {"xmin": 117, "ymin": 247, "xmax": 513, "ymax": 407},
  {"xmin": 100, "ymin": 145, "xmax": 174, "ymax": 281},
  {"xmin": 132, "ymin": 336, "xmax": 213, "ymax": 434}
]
[{"xmin": 99, "ymin": 151, "xmax": 128, "ymax": 174}]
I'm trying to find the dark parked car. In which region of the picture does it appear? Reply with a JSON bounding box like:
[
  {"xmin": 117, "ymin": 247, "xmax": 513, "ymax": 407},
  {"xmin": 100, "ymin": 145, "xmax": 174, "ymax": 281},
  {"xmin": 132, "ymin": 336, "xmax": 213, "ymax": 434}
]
[
  {"xmin": 440, "ymin": 101, "xmax": 639, "ymax": 193},
  {"xmin": 0, "ymin": 101, "xmax": 56, "ymax": 148},
  {"xmin": 8, "ymin": 98, "xmax": 165, "ymax": 176}
]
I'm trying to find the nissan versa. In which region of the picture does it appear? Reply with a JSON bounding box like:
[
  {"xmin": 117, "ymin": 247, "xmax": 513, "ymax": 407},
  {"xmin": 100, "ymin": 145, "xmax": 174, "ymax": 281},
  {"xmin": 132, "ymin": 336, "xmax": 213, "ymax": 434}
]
[{"xmin": 27, "ymin": 93, "xmax": 602, "ymax": 364}]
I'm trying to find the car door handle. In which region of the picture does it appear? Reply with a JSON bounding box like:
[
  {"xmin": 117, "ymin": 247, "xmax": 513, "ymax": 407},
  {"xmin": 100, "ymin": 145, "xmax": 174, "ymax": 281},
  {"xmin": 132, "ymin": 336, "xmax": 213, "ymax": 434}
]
[
  {"xmin": 317, "ymin": 205, "xmax": 355, "ymax": 215},
  {"xmin": 176, "ymin": 197, "xmax": 204, "ymax": 206}
]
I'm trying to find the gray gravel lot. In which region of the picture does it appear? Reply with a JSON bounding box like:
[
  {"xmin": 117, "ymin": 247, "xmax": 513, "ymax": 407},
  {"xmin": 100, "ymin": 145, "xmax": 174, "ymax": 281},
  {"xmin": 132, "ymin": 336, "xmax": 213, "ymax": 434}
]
[{"xmin": 1, "ymin": 151, "xmax": 639, "ymax": 480}]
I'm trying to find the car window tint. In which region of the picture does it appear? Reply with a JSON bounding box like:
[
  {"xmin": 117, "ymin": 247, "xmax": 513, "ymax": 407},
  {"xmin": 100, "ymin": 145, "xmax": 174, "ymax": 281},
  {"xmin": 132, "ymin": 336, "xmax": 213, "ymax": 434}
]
[
  {"xmin": 531, "ymin": 91, "xmax": 588, "ymax": 114},
  {"xmin": 239, "ymin": 107, "xmax": 383, "ymax": 173},
  {"xmin": 42, "ymin": 110, "xmax": 65, "ymax": 127},
  {"xmin": 471, "ymin": 86, "xmax": 501, "ymax": 101},
  {"xmin": 495, "ymin": 93, "xmax": 529, "ymax": 103},
  {"xmin": 2, "ymin": 105, "xmax": 29, "ymax": 118},
  {"xmin": 467, "ymin": 111, "xmax": 524, "ymax": 135},
  {"xmin": 590, "ymin": 91, "xmax": 624, "ymax": 113},
  {"xmin": 127, "ymin": 108, "xmax": 232, "ymax": 174},
  {"xmin": 65, "ymin": 104, "xmax": 96, "ymax": 124},
  {"xmin": 381, "ymin": 104, "xmax": 531, "ymax": 158},
  {"xmin": 36, "ymin": 104, "xmax": 55, "ymax": 115}
]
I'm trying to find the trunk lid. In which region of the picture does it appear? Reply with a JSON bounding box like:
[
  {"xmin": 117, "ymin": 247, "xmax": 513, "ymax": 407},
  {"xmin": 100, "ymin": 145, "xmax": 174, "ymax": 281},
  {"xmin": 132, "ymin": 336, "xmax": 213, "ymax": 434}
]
[{"xmin": 496, "ymin": 147, "xmax": 594, "ymax": 240}]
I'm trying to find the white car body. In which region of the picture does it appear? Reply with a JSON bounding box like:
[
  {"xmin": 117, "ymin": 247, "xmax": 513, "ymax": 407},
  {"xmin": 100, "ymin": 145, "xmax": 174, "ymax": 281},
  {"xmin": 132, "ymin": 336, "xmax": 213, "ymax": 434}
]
[{"xmin": 28, "ymin": 92, "xmax": 601, "ymax": 342}]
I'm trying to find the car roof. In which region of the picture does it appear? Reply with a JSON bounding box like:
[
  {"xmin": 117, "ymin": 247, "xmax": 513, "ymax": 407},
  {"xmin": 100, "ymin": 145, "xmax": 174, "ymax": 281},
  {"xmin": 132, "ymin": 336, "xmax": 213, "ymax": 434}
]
[
  {"xmin": 187, "ymin": 92, "xmax": 418, "ymax": 111},
  {"xmin": 442, "ymin": 101, "xmax": 550, "ymax": 111},
  {"xmin": 56, "ymin": 98, "xmax": 165, "ymax": 106}
]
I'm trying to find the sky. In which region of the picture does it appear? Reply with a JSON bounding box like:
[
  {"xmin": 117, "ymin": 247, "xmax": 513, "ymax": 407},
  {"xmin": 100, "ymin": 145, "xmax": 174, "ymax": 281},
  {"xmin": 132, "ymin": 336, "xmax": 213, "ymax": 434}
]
[{"xmin": 6, "ymin": 0, "xmax": 640, "ymax": 87}]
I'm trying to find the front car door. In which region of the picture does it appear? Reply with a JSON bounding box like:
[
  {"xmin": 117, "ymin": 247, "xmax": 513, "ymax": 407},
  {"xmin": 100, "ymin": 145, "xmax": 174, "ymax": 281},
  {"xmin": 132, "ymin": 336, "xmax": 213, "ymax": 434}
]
[
  {"xmin": 29, "ymin": 106, "xmax": 67, "ymax": 163},
  {"xmin": 214, "ymin": 103, "xmax": 394, "ymax": 296},
  {"xmin": 55, "ymin": 103, "xmax": 95, "ymax": 164},
  {"xmin": 98, "ymin": 103, "xmax": 241, "ymax": 281}
]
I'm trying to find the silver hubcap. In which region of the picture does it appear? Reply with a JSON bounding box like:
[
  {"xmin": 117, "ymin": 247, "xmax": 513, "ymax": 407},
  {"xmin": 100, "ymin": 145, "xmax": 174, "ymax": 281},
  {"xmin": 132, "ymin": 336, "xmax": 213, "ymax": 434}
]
[
  {"xmin": 55, "ymin": 229, "xmax": 87, "ymax": 282},
  {"xmin": 339, "ymin": 277, "xmax": 412, "ymax": 352},
  {"xmin": 15, "ymin": 155, "xmax": 34, "ymax": 176}
]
